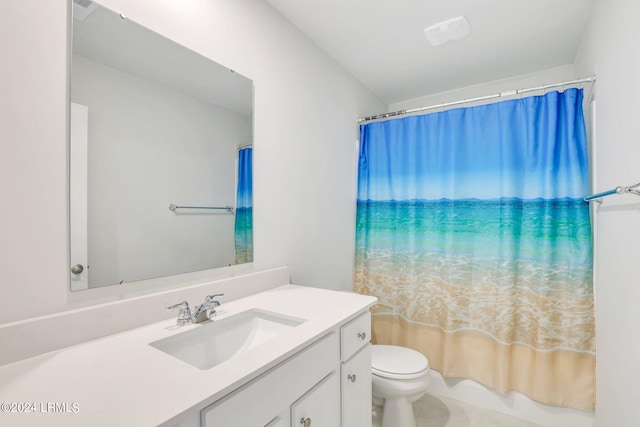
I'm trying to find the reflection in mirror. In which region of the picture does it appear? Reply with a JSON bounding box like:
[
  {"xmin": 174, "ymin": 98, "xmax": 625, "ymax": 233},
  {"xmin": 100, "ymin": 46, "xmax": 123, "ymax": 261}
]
[{"xmin": 69, "ymin": 1, "xmax": 253, "ymax": 291}]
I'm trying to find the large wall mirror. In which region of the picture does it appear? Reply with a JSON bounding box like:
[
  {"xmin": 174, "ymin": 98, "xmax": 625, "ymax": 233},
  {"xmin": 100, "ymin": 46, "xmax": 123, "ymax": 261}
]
[{"xmin": 69, "ymin": 1, "xmax": 253, "ymax": 291}]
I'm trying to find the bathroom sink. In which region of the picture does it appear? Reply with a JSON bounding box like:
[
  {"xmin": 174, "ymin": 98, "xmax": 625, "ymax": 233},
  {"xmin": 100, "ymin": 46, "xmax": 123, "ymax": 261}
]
[{"xmin": 150, "ymin": 309, "xmax": 305, "ymax": 370}]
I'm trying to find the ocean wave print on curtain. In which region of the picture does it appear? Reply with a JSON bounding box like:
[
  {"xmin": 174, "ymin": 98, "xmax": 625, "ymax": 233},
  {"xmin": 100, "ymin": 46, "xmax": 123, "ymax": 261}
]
[
  {"xmin": 235, "ymin": 147, "xmax": 253, "ymax": 264},
  {"xmin": 354, "ymin": 88, "xmax": 594, "ymax": 409}
]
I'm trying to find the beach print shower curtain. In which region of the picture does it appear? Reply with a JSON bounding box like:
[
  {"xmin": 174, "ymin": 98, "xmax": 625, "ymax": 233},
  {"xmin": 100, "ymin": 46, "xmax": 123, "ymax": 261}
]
[
  {"xmin": 354, "ymin": 89, "xmax": 594, "ymax": 409},
  {"xmin": 235, "ymin": 147, "xmax": 253, "ymax": 264}
]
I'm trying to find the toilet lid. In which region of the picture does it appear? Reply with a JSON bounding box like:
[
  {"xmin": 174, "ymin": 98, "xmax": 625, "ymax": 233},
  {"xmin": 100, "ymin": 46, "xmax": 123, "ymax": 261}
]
[{"xmin": 371, "ymin": 345, "xmax": 429, "ymax": 380}]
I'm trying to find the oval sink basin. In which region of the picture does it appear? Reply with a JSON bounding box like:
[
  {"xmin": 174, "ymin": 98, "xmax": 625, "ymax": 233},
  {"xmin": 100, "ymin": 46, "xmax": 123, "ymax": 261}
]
[{"xmin": 150, "ymin": 309, "xmax": 305, "ymax": 370}]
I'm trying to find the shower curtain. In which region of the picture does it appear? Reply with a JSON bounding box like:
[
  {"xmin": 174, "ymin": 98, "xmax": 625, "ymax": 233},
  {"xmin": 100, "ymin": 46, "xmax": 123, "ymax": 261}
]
[
  {"xmin": 235, "ymin": 147, "xmax": 253, "ymax": 264},
  {"xmin": 354, "ymin": 89, "xmax": 594, "ymax": 409}
]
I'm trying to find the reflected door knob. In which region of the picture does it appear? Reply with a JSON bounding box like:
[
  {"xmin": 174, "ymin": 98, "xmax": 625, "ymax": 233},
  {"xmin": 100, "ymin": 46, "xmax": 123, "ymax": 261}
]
[{"xmin": 71, "ymin": 264, "xmax": 84, "ymax": 274}]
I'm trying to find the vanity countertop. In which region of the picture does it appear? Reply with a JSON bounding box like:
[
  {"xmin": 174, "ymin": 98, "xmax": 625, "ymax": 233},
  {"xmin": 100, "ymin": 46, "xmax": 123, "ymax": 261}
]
[{"xmin": 0, "ymin": 285, "xmax": 376, "ymax": 427}]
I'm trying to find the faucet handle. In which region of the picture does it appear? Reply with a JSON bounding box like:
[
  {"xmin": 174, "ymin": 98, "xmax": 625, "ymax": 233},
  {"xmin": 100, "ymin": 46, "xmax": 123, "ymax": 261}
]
[
  {"xmin": 204, "ymin": 294, "xmax": 224, "ymax": 318},
  {"xmin": 167, "ymin": 301, "xmax": 192, "ymax": 326},
  {"xmin": 205, "ymin": 293, "xmax": 224, "ymax": 302},
  {"xmin": 205, "ymin": 293, "xmax": 224, "ymax": 307},
  {"xmin": 167, "ymin": 300, "xmax": 190, "ymax": 311}
]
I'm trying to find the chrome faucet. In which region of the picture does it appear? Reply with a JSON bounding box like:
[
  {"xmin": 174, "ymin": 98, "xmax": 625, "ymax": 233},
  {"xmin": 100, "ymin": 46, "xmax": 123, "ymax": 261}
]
[
  {"xmin": 167, "ymin": 294, "xmax": 224, "ymax": 326},
  {"xmin": 193, "ymin": 293, "xmax": 224, "ymax": 323}
]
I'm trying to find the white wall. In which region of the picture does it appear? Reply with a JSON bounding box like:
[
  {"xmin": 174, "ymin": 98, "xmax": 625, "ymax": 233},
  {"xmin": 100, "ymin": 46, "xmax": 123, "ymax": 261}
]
[
  {"xmin": 72, "ymin": 55, "xmax": 246, "ymax": 287},
  {"xmin": 0, "ymin": 0, "xmax": 385, "ymax": 324},
  {"xmin": 574, "ymin": 0, "xmax": 640, "ymax": 425}
]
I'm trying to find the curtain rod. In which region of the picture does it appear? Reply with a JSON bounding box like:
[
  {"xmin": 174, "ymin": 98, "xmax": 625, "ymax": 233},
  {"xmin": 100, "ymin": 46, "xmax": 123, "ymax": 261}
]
[{"xmin": 358, "ymin": 76, "xmax": 596, "ymax": 124}]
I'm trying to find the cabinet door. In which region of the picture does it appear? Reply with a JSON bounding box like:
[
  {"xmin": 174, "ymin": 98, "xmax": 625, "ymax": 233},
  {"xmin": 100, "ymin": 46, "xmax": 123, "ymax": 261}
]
[
  {"xmin": 341, "ymin": 344, "xmax": 372, "ymax": 427},
  {"xmin": 291, "ymin": 372, "xmax": 340, "ymax": 427}
]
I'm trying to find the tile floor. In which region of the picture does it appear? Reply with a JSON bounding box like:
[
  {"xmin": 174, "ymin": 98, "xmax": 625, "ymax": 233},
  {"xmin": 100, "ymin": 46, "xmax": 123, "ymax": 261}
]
[{"xmin": 373, "ymin": 393, "xmax": 544, "ymax": 427}]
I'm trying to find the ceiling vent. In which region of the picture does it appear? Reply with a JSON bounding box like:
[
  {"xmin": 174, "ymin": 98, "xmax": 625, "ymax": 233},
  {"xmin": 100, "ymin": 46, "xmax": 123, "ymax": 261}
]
[
  {"xmin": 73, "ymin": 0, "xmax": 98, "ymax": 21},
  {"xmin": 424, "ymin": 16, "xmax": 470, "ymax": 47}
]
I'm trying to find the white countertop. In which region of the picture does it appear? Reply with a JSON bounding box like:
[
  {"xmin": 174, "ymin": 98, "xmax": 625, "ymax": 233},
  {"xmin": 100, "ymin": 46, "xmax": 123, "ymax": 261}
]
[{"xmin": 0, "ymin": 285, "xmax": 376, "ymax": 427}]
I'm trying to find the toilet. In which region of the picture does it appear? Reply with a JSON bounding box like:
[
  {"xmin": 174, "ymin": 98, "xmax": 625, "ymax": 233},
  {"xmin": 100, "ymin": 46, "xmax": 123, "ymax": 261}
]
[{"xmin": 371, "ymin": 345, "xmax": 430, "ymax": 427}]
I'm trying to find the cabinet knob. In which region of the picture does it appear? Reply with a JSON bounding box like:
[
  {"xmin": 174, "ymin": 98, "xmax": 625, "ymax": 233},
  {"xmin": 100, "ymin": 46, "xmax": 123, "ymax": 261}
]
[
  {"xmin": 71, "ymin": 264, "xmax": 84, "ymax": 274},
  {"xmin": 348, "ymin": 374, "xmax": 357, "ymax": 383},
  {"xmin": 300, "ymin": 417, "xmax": 311, "ymax": 427},
  {"xmin": 357, "ymin": 332, "xmax": 366, "ymax": 340}
]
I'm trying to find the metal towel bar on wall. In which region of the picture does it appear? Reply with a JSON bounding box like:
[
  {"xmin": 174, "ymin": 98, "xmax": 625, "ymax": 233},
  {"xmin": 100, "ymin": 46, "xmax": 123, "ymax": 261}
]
[
  {"xmin": 168, "ymin": 204, "xmax": 234, "ymax": 213},
  {"xmin": 584, "ymin": 182, "xmax": 640, "ymax": 202}
]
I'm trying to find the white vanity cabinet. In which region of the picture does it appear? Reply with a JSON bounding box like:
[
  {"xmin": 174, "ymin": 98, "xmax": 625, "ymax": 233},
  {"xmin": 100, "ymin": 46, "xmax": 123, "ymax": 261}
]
[
  {"xmin": 200, "ymin": 309, "xmax": 372, "ymax": 427},
  {"xmin": 0, "ymin": 284, "xmax": 377, "ymax": 427},
  {"xmin": 340, "ymin": 311, "xmax": 372, "ymax": 427}
]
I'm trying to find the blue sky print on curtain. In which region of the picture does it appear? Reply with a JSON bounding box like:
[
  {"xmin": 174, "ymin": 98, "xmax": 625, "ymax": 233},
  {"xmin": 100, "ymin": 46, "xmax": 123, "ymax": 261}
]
[
  {"xmin": 354, "ymin": 88, "xmax": 594, "ymax": 409},
  {"xmin": 235, "ymin": 147, "xmax": 253, "ymax": 264}
]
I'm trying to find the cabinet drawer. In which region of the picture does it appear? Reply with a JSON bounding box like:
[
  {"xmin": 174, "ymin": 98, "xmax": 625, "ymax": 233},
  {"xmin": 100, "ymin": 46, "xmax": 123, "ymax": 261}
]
[
  {"xmin": 201, "ymin": 332, "xmax": 339, "ymax": 426},
  {"xmin": 291, "ymin": 372, "xmax": 340, "ymax": 427},
  {"xmin": 340, "ymin": 311, "xmax": 371, "ymax": 361}
]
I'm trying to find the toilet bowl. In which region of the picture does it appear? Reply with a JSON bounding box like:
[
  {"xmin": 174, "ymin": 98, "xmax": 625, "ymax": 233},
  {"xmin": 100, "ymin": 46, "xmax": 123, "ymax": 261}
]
[{"xmin": 371, "ymin": 345, "xmax": 430, "ymax": 427}]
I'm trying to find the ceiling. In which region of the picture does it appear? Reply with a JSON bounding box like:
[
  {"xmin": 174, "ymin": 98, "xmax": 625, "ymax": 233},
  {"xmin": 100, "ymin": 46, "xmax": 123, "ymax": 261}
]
[{"xmin": 265, "ymin": 0, "xmax": 597, "ymax": 104}]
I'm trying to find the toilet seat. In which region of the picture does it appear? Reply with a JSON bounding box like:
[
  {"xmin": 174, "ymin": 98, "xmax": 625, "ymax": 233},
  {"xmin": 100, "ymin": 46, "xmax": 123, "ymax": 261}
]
[{"xmin": 372, "ymin": 345, "xmax": 429, "ymax": 380}]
